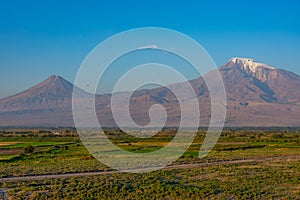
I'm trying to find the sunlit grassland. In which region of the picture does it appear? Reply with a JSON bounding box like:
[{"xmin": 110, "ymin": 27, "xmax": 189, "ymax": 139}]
[{"xmin": 0, "ymin": 129, "xmax": 299, "ymax": 199}]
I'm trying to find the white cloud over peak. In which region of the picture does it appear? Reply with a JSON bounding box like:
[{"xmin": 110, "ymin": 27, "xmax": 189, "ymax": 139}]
[{"xmin": 138, "ymin": 44, "xmax": 158, "ymax": 49}]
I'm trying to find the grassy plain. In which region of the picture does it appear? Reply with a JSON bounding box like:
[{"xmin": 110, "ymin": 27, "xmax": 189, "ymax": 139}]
[{"xmin": 0, "ymin": 129, "xmax": 299, "ymax": 199}]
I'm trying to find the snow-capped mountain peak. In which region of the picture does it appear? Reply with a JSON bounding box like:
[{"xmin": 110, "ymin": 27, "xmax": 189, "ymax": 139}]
[{"xmin": 229, "ymin": 57, "xmax": 275, "ymax": 73}]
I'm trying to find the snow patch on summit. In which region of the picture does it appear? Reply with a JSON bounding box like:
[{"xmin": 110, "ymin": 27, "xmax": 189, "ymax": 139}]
[{"xmin": 230, "ymin": 58, "xmax": 275, "ymax": 73}]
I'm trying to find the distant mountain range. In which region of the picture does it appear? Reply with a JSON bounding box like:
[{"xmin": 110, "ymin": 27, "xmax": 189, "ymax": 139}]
[{"xmin": 1, "ymin": 57, "xmax": 300, "ymax": 127}]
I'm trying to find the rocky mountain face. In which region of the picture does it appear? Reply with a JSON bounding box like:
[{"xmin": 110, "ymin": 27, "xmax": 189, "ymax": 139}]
[
  {"xmin": 218, "ymin": 58, "xmax": 300, "ymax": 126},
  {"xmin": 0, "ymin": 58, "xmax": 300, "ymax": 127},
  {"xmin": 222, "ymin": 58, "xmax": 300, "ymax": 103}
]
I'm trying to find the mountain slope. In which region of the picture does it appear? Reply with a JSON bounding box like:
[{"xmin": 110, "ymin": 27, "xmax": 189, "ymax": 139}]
[
  {"xmin": 0, "ymin": 75, "xmax": 73, "ymax": 111},
  {"xmin": 0, "ymin": 58, "xmax": 300, "ymax": 127},
  {"xmin": 218, "ymin": 58, "xmax": 300, "ymax": 126},
  {"xmin": 221, "ymin": 58, "xmax": 300, "ymax": 103},
  {"xmin": 0, "ymin": 75, "xmax": 86, "ymax": 127}
]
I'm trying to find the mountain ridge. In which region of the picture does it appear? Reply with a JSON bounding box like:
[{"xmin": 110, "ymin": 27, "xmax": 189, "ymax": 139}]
[{"xmin": 1, "ymin": 58, "xmax": 300, "ymax": 127}]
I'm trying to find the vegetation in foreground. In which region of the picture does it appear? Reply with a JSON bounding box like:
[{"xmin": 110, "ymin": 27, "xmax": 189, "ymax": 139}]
[{"xmin": 0, "ymin": 128, "xmax": 299, "ymax": 199}]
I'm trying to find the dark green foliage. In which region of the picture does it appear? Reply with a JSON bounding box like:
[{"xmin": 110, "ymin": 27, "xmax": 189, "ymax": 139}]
[{"xmin": 23, "ymin": 145, "xmax": 34, "ymax": 154}]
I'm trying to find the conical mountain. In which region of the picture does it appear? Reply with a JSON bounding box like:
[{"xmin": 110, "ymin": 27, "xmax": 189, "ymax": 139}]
[
  {"xmin": 0, "ymin": 75, "xmax": 74, "ymax": 111},
  {"xmin": 0, "ymin": 75, "xmax": 87, "ymax": 127}
]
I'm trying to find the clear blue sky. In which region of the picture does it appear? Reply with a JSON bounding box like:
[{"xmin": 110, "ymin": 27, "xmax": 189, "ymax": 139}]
[{"xmin": 0, "ymin": 0, "xmax": 300, "ymax": 98}]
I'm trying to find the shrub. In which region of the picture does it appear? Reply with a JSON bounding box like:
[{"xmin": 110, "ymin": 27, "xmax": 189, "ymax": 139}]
[{"xmin": 23, "ymin": 145, "xmax": 34, "ymax": 154}]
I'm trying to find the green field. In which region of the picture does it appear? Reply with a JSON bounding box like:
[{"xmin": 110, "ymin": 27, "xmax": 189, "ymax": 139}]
[{"xmin": 0, "ymin": 129, "xmax": 299, "ymax": 199}]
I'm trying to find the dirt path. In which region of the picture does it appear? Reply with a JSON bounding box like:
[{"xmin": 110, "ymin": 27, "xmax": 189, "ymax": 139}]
[{"xmin": 0, "ymin": 156, "xmax": 298, "ymax": 183}]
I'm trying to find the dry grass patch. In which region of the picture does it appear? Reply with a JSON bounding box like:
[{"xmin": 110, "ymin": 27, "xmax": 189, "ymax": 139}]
[{"xmin": 0, "ymin": 142, "xmax": 20, "ymax": 146}]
